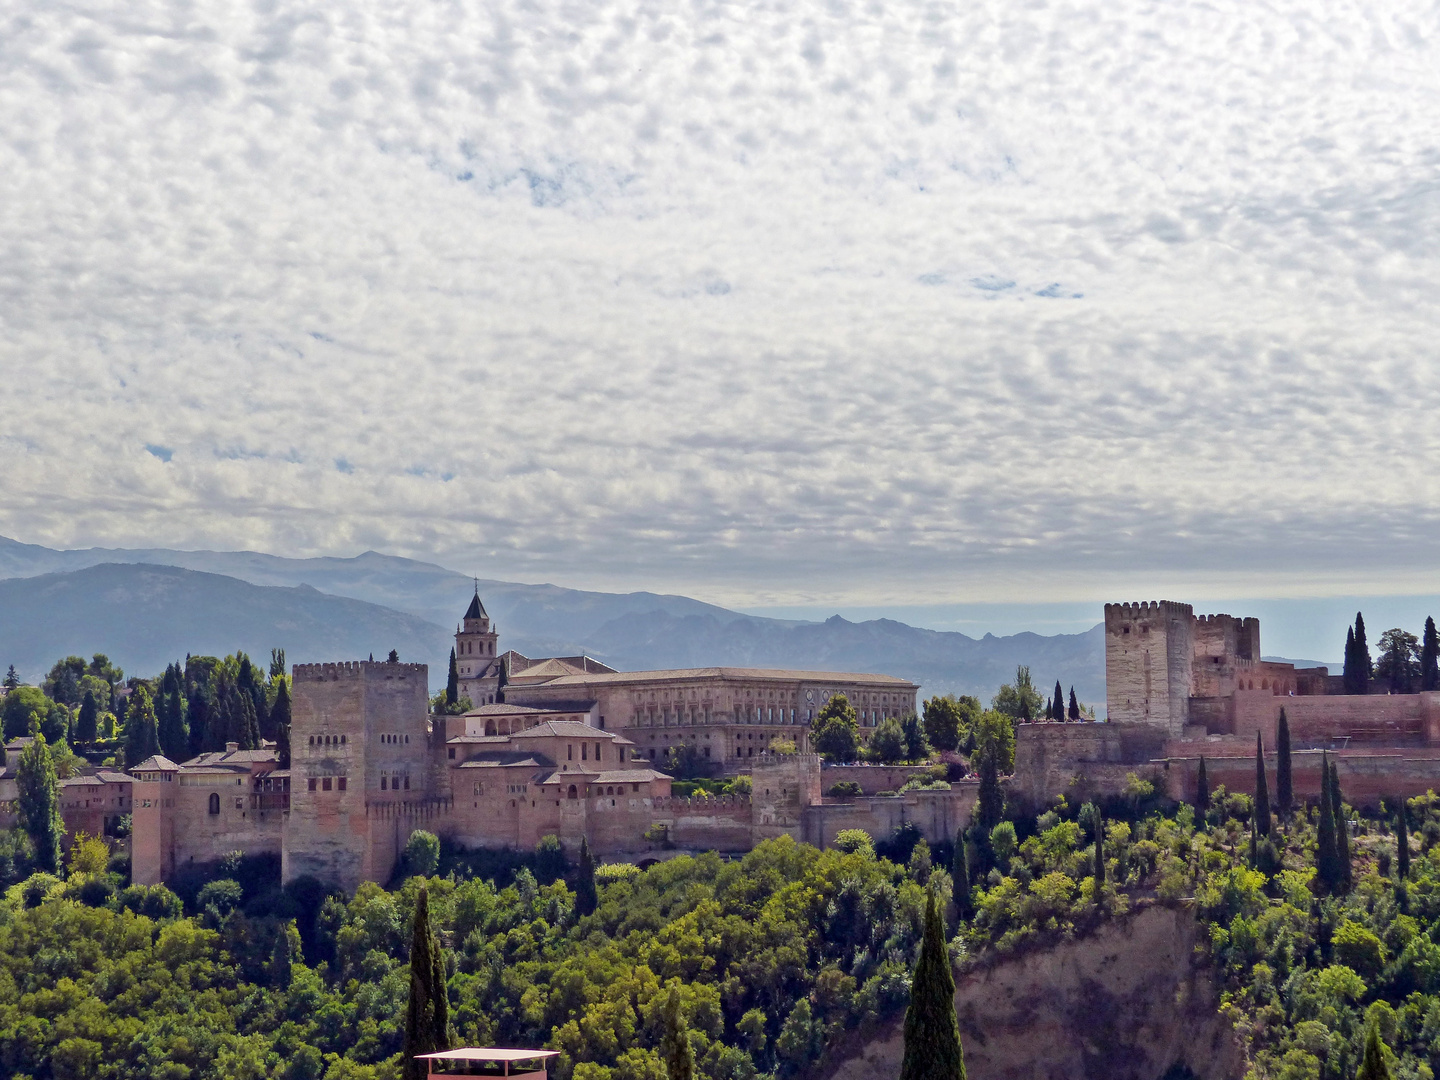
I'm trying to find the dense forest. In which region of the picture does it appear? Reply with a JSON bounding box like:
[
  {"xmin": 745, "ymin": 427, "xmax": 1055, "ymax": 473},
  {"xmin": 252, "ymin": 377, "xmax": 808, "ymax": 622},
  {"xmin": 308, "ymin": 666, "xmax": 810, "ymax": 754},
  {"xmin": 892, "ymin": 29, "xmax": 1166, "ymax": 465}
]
[{"xmin": 2, "ymin": 740, "xmax": 1438, "ymax": 1080}]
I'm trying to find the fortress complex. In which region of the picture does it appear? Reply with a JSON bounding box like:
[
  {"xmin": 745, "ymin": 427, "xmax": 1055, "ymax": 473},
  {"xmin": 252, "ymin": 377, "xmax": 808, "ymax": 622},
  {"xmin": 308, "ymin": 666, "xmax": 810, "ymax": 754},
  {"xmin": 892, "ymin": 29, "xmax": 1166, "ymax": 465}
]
[
  {"xmin": 123, "ymin": 592, "xmax": 934, "ymax": 892},
  {"xmin": 1016, "ymin": 600, "xmax": 1440, "ymax": 812}
]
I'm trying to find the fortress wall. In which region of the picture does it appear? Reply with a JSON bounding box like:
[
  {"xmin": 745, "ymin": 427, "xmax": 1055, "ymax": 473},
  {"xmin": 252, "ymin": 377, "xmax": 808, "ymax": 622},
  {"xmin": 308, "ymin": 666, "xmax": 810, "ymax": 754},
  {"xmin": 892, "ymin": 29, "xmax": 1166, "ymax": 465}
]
[
  {"xmin": 1164, "ymin": 743, "xmax": 1440, "ymax": 809},
  {"xmin": 1013, "ymin": 723, "xmax": 1170, "ymax": 810},
  {"xmin": 805, "ymin": 784, "xmax": 978, "ymax": 849},
  {"xmin": 820, "ymin": 763, "xmax": 938, "ymax": 795},
  {"xmin": 130, "ymin": 780, "xmax": 174, "ymax": 886},
  {"xmin": 172, "ymin": 776, "xmax": 283, "ymax": 869},
  {"xmin": 1228, "ymin": 691, "xmax": 1439, "ymax": 747}
]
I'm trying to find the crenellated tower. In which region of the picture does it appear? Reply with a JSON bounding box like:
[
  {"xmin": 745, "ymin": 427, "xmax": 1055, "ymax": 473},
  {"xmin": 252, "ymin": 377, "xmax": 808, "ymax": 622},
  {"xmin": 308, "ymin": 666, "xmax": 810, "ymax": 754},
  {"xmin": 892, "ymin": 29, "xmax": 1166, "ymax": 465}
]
[{"xmin": 1103, "ymin": 601, "xmax": 1195, "ymax": 733}]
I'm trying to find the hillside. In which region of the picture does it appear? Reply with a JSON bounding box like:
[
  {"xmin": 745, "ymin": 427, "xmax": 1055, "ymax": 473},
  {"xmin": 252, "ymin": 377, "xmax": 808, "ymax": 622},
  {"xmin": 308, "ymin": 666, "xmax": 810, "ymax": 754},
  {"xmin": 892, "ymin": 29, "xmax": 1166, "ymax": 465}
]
[
  {"xmin": 0, "ymin": 563, "xmax": 452, "ymax": 681},
  {"xmin": 0, "ymin": 537, "xmax": 1107, "ymax": 701}
]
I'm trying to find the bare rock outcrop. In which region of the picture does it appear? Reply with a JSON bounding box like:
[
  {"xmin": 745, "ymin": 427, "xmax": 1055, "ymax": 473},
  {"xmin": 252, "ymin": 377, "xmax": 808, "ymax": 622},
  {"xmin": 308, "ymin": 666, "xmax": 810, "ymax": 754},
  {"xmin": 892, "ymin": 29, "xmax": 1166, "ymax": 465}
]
[{"xmin": 827, "ymin": 904, "xmax": 1244, "ymax": 1080}]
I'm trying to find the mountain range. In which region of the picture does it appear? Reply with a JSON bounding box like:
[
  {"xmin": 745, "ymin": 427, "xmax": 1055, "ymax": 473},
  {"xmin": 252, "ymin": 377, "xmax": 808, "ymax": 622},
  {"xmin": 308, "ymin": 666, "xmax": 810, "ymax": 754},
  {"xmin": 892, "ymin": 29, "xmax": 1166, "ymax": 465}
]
[{"xmin": 0, "ymin": 536, "xmax": 1106, "ymax": 705}]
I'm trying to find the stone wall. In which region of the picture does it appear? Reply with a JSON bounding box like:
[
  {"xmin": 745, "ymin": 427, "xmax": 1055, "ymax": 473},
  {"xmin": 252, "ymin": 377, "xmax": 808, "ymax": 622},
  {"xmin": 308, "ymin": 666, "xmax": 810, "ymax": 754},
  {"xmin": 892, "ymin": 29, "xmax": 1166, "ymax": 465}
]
[
  {"xmin": 1012, "ymin": 723, "xmax": 1170, "ymax": 812},
  {"xmin": 820, "ymin": 763, "xmax": 936, "ymax": 795},
  {"xmin": 1104, "ymin": 602, "xmax": 1194, "ymax": 732},
  {"xmin": 1165, "ymin": 740, "xmax": 1440, "ymax": 809},
  {"xmin": 804, "ymin": 783, "xmax": 978, "ymax": 849},
  {"xmin": 1227, "ymin": 691, "xmax": 1440, "ymax": 748}
]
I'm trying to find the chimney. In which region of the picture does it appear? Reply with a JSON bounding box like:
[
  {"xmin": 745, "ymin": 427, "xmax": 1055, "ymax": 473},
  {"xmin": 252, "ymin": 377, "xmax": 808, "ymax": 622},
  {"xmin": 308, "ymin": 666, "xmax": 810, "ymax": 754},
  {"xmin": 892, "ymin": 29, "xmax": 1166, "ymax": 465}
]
[{"xmin": 225, "ymin": 741, "xmax": 238, "ymax": 754}]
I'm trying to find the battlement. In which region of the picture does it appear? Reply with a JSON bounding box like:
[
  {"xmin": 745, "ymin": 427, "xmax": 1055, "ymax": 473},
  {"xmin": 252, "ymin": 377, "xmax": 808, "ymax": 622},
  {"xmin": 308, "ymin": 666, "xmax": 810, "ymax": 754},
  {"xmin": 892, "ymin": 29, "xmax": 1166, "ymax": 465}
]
[
  {"xmin": 292, "ymin": 661, "xmax": 429, "ymax": 681},
  {"xmin": 650, "ymin": 793, "xmax": 752, "ymax": 811},
  {"xmin": 1104, "ymin": 601, "xmax": 1195, "ymax": 620}
]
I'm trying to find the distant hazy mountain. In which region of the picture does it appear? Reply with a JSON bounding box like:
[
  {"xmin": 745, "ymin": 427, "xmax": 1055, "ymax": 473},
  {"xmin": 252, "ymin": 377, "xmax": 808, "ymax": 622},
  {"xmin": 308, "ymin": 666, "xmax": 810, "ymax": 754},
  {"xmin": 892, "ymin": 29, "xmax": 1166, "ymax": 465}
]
[
  {"xmin": 0, "ymin": 537, "xmax": 1107, "ymax": 704},
  {"xmin": 0, "ymin": 564, "xmax": 453, "ymax": 684}
]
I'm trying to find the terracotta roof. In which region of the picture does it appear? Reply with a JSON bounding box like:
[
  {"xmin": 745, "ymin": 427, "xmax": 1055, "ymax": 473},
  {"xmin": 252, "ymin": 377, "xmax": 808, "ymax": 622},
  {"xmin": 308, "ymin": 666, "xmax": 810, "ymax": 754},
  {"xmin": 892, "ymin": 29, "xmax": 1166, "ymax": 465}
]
[
  {"xmin": 462, "ymin": 703, "xmax": 573, "ymax": 717},
  {"xmin": 180, "ymin": 748, "xmax": 278, "ymax": 768},
  {"xmin": 96, "ymin": 770, "xmax": 132, "ymax": 784},
  {"xmin": 538, "ymin": 767, "xmax": 671, "ymax": 785},
  {"xmin": 448, "ymin": 734, "xmax": 513, "ymax": 745},
  {"xmin": 509, "ymin": 721, "xmax": 620, "ymax": 739},
  {"xmin": 129, "ymin": 755, "xmax": 181, "ymax": 772},
  {"xmin": 458, "ymin": 755, "xmax": 554, "ymax": 770},
  {"xmin": 517, "ymin": 666, "xmax": 918, "ymax": 687}
]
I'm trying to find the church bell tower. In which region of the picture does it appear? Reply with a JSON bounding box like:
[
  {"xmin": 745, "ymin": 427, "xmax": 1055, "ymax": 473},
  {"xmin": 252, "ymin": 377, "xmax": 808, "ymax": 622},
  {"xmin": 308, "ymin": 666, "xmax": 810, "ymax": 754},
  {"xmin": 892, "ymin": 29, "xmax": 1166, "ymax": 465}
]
[{"xmin": 455, "ymin": 586, "xmax": 501, "ymax": 704}]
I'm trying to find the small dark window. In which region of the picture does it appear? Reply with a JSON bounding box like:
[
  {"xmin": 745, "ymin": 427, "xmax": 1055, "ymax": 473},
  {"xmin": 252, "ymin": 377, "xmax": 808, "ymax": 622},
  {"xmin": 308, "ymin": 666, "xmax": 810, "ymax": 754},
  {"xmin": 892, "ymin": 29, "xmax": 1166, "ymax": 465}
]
[
  {"xmin": 341, "ymin": 734, "xmax": 346, "ymax": 744},
  {"xmin": 322, "ymin": 777, "xmax": 332, "ymax": 791},
  {"xmin": 403, "ymin": 776, "xmax": 410, "ymax": 790},
  {"xmin": 307, "ymin": 778, "xmax": 317, "ymax": 791},
  {"xmin": 381, "ymin": 776, "xmax": 387, "ymax": 790},
  {"xmin": 448, "ymin": 748, "xmax": 455, "ymax": 759},
  {"xmin": 337, "ymin": 777, "xmax": 347, "ymax": 791},
  {"xmin": 309, "ymin": 735, "xmax": 315, "ymax": 745},
  {"xmin": 208, "ymin": 793, "xmax": 220, "ymax": 814}
]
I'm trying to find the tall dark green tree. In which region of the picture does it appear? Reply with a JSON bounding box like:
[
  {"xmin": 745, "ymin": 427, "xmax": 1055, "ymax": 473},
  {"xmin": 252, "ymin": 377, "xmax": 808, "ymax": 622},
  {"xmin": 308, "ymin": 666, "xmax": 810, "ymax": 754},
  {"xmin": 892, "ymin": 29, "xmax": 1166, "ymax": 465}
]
[
  {"xmin": 1355, "ymin": 613, "xmax": 1372, "ymax": 695},
  {"xmin": 1331, "ymin": 760, "xmax": 1352, "ymax": 891},
  {"xmin": 123, "ymin": 685, "xmax": 161, "ymax": 767},
  {"xmin": 446, "ymin": 649, "xmax": 459, "ymax": 708},
  {"xmin": 575, "ymin": 837, "xmax": 598, "ymax": 917},
  {"xmin": 273, "ymin": 679, "xmax": 293, "ymax": 768},
  {"xmin": 1358, "ymin": 1019, "xmax": 1392, "ymax": 1080},
  {"xmin": 1275, "ymin": 709, "xmax": 1293, "ymax": 818},
  {"xmin": 2, "ymin": 664, "xmax": 18, "ymax": 689},
  {"xmin": 974, "ymin": 749, "xmax": 1004, "ymax": 835},
  {"xmin": 1093, "ymin": 812, "xmax": 1106, "ymax": 887},
  {"xmin": 1344, "ymin": 626, "xmax": 1358, "ymax": 694},
  {"xmin": 1195, "ymin": 756, "xmax": 1210, "ymax": 816},
  {"xmin": 811, "ymin": 694, "xmax": 861, "ymax": 763},
  {"xmin": 1254, "ymin": 732, "xmax": 1271, "ymax": 838},
  {"xmin": 1068, "ymin": 687, "xmax": 1080, "ymax": 721},
  {"xmin": 1423, "ymin": 617, "xmax": 1440, "ymax": 692},
  {"xmin": 901, "ymin": 713, "xmax": 929, "ymax": 760},
  {"xmin": 402, "ymin": 886, "xmax": 451, "ymax": 1080},
  {"xmin": 1316, "ymin": 753, "xmax": 1340, "ymax": 892},
  {"xmin": 159, "ymin": 663, "xmax": 188, "ymax": 761},
  {"xmin": 952, "ymin": 828, "xmax": 973, "ymax": 922},
  {"xmin": 1396, "ymin": 797, "xmax": 1411, "ymax": 881},
  {"xmin": 1052, "ymin": 681, "xmax": 1064, "ymax": 720},
  {"xmin": 270, "ymin": 924, "xmax": 294, "ymax": 988},
  {"xmin": 188, "ymin": 683, "xmax": 215, "ymax": 756},
  {"xmin": 269, "ymin": 648, "xmax": 286, "ymax": 679},
  {"xmin": 17, "ymin": 734, "xmax": 64, "ymax": 873},
  {"xmin": 660, "ymin": 985, "xmax": 694, "ymax": 1080},
  {"xmin": 900, "ymin": 891, "xmax": 966, "ymax": 1080},
  {"xmin": 76, "ymin": 689, "xmax": 99, "ymax": 746}
]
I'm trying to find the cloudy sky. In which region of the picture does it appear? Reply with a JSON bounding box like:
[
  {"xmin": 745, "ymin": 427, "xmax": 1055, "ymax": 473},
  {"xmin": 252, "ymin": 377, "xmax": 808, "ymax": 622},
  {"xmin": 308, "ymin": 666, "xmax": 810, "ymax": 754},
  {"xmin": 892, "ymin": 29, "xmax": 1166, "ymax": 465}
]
[{"xmin": 2, "ymin": 0, "xmax": 1438, "ymax": 612}]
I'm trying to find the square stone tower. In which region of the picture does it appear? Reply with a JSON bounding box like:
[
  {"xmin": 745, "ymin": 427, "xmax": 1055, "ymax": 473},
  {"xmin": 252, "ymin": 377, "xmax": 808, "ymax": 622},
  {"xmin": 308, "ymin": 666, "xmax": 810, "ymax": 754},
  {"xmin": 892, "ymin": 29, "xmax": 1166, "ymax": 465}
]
[
  {"xmin": 1103, "ymin": 601, "xmax": 1195, "ymax": 733},
  {"xmin": 285, "ymin": 659, "xmax": 431, "ymax": 890}
]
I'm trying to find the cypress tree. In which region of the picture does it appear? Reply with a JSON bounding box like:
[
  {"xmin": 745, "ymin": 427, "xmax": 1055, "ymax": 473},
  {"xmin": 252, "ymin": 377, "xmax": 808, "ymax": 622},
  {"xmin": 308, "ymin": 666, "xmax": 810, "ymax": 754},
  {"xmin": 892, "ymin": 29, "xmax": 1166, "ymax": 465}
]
[
  {"xmin": 123, "ymin": 685, "xmax": 161, "ymax": 767},
  {"xmin": 270, "ymin": 924, "xmax": 294, "ymax": 988},
  {"xmin": 2, "ymin": 664, "xmax": 18, "ymax": 689},
  {"xmin": 1396, "ymin": 797, "xmax": 1411, "ymax": 882},
  {"xmin": 1356, "ymin": 613, "xmax": 1372, "ymax": 695},
  {"xmin": 660, "ymin": 985, "xmax": 695, "ymax": 1080},
  {"xmin": 975, "ymin": 749, "xmax": 1004, "ymax": 835},
  {"xmin": 1254, "ymin": 732, "xmax": 1271, "ymax": 838},
  {"xmin": 1052, "ymin": 681, "xmax": 1064, "ymax": 720},
  {"xmin": 1344, "ymin": 626, "xmax": 1359, "ymax": 694},
  {"xmin": 1423, "ymin": 617, "xmax": 1440, "ymax": 692},
  {"xmin": 1275, "ymin": 709, "xmax": 1293, "ymax": 819},
  {"xmin": 402, "ymin": 887, "xmax": 451, "ymax": 1080},
  {"xmin": 952, "ymin": 828, "xmax": 973, "ymax": 922},
  {"xmin": 575, "ymin": 837, "xmax": 598, "ymax": 917},
  {"xmin": 273, "ymin": 679, "xmax": 293, "ymax": 768},
  {"xmin": 446, "ymin": 649, "xmax": 459, "ymax": 707},
  {"xmin": 77, "ymin": 689, "xmax": 99, "ymax": 746},
  {"xmin": 1357, "ymin": 1019, "xmax": 1392, "ymax": 1080},
  {"xmin": 1093, "ymin": 812, "xmax": 1106, "ymax": 887},
  {"xmin": 1195, "ymin": 756, "xmax": 1210, "ymax": 816},
  {"xmin": 159, "ymin": 664, "xmax": 188, "ymax": 761},
  {"xmin": 16, "ymin": 734, "xmax": 64, "ymax": 873},
  {"xmin": 188, "ymin": 684, "xmax": 214, "ymax": 757},
  {"xmin": 900, "ymin": 891, "xmax": 966, "ymax": 1080},
  {"xmin": 1317, "ymin": 753, "xmax": 1339, "ymax": 892},
  {"xmin": 1068, "ymin": 687, "xmax": 1080, "ymax": 721},
  {"xmin": 1331, "ymin": 760, "xmax": 1352, "ymax": 891}
]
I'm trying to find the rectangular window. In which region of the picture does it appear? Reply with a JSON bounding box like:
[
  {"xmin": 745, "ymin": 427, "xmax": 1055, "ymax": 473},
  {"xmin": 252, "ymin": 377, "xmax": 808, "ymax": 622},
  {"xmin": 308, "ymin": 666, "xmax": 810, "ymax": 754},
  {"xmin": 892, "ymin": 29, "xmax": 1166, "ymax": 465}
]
[
  {"xmin": 403, "ymin": 776, "xmax": 410, "ymax": 790},
  {"xmin": 381, "ymin": 776, "xmax": 387, "ymax": 790},
  {"xmin": 595, "ymin": 742, "xmax": 602, "ymax": 761},
  {"xmin": 337, "ymin": 777, "xmax": 347, "ymax": 791},
  {"xmin": 582, "ymin": 744, "xmax": 588, "ymax": 761},
  {"xmin": 308, "ymin": 778, "xmax": 317, "ymax": 791},
  {"xmin": 322, "ymin": 777, "xmax": 332, "ymax": 791}
]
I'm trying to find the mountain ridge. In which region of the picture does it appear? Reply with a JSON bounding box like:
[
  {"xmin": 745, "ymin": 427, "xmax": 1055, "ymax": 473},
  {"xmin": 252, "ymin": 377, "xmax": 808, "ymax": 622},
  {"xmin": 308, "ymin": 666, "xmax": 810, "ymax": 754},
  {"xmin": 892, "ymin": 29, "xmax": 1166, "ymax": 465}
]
[{"xmin": 0, "ymin": 537, "xmax": 1107, "ymax": 703}]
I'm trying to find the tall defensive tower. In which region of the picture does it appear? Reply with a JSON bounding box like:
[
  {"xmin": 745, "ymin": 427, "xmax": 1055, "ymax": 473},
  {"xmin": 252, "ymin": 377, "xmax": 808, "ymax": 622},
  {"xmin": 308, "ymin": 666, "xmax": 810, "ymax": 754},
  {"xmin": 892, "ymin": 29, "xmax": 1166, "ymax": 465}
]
[{"xmin": 1103, "ymin": 601, "xmax": 1195, "ymax": 733}]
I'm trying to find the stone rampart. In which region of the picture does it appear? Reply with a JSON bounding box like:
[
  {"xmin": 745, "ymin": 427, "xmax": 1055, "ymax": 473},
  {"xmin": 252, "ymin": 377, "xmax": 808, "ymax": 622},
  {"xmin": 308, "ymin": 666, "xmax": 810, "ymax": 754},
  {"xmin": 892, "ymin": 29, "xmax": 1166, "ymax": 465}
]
[
  {"xmin": 1012, "ymin": 723, "xmax": 1169, "ymax": 812},
  {"xmin": 1164, "ymin": 741, "xmax": 1440, "ymax": 809},
  {"xmin": 805, "ymin": 783, "xmax": 977, "ymax": 849},
  {"xmin": 820, "ymin": 763, "xmax": 937, "ymax": 795}
]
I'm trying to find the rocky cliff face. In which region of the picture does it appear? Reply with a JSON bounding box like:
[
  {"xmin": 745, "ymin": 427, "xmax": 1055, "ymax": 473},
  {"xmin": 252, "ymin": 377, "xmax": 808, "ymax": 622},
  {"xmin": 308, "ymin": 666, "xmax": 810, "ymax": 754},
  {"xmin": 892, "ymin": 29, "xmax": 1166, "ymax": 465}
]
[{"xmin": 827, "ymin": 904, "xmax": 1245, "ymax": 1080}]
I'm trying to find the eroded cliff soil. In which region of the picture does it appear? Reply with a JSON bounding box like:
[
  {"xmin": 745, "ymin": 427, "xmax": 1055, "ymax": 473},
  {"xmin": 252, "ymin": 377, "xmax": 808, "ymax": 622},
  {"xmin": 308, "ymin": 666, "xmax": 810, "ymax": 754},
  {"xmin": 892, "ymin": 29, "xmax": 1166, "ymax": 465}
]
[{"xmin": 827, "ymin": 904, "xmax": 1245, "ymax": 1080}]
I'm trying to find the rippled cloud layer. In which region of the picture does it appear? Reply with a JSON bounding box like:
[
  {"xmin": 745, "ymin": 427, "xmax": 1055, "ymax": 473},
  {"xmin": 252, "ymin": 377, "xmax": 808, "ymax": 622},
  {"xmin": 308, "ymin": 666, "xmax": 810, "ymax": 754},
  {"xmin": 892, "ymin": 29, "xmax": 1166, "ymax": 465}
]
[{"xmin": 1, "ymin": 0, "xmax": 1438, "ymax": 604}]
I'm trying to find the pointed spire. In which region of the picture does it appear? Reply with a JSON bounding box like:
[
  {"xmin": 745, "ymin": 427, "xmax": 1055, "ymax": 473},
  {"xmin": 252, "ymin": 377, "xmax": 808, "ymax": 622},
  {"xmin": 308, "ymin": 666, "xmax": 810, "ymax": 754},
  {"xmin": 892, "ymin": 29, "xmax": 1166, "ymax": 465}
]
[{"xmin": 463, "ymin": 579, "xmax": 489, "ymax": 622}]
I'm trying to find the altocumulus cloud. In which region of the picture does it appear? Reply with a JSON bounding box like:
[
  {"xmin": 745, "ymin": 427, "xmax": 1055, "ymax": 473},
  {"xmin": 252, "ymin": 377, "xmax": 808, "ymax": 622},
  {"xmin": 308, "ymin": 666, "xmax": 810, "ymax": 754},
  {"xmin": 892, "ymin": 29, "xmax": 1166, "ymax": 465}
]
[{"xmin": 0, "ymin": 0, "xmax": 1438, "ymax": 605}]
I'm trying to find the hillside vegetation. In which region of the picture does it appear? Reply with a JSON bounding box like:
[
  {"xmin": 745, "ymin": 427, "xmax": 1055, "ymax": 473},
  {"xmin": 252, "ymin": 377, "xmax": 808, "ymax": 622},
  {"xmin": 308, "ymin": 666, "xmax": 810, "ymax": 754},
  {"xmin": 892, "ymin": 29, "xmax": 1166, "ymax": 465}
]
[{"xmin": 4, "ymin": 769, "xmax": 1440, "ymax": 1080}]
